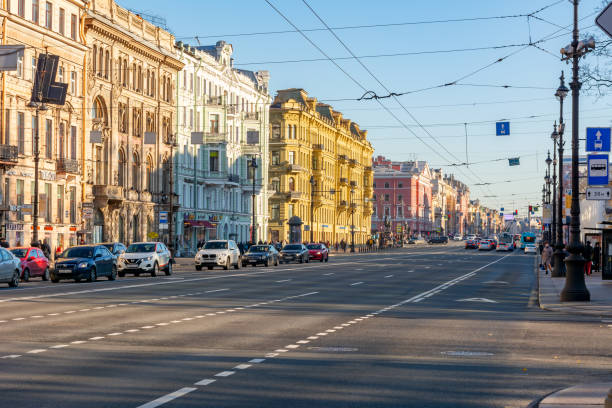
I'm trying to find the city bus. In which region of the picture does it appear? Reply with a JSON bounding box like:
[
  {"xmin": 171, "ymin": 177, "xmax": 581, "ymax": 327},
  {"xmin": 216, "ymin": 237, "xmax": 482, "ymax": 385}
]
[{"xmin": 520, "ymin": 232, "xmax": 537, "ymax": 249}]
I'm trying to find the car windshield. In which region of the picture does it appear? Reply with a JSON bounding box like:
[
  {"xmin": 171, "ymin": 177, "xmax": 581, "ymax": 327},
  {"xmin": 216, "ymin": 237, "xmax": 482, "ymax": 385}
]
[
  {"xmin": 102, "ymin": 244, "xmax": 114, "ymax": 251},
  {"xmin": 127, "ymin": 243, "xmax": 156, "ymax": 253},
  {"xmin": 248, "ymin": 246, "xmax": 269, "ymax": 253},
  {"xmin": 204, "ymin": 242, "xmax": 228, "ymax": 249},
  {"xmin": 306, "ymin": 244, "xmax": 322, "ymax": 249},
  {"xmin": 62, "ymin": 247, "xmax": 93, "ymax": 258},
  {"xmin": 10, "ymin": 248, "xmax": 27, "ymax": 258},
  {"xmin": 283, "ymin": 245, "xmax": 302, "ymax": 251}
]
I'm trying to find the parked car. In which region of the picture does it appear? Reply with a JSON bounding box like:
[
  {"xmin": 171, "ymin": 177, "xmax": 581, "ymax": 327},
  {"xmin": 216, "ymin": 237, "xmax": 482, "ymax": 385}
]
[
  {"xmin": 121, "ymin": 242, "xmax": 173, "ymax": 277},
  {"xmin": 280, "ymin": 244, "xmax": 310, "ymax": 264},
  {"xmin": 10, "ymin": 247, "xmax": 50, "ymax": 281},
  {"xmin": 101, "ymin": 242, "xmax": 127, "ymax": 256},
  {"xmin": 478, "ymin": 240, "xmax": 494, "ymax": 251},
  {"xmin": 428, "ymin": 236, "xmax": 448, "ymax": 244},
  {"xmin": 0, "ymin": 247, "xmax": 21, "ymax": 287},
  {"xmin": 195, "ymin": 240, "xmax": 241, "ymax": 270},
  {"xmin": 466, "ymin": 234, "xmax": 477, "ymax": 241},
  {"xmin": 306, "ymin": 243, "xmax": 329, "ymax": 262},
  {"xmin": 408, "ymin": 237, "xmax": 426, "ymax": 245},
  {"xmin": 496, "ymin": 242, "xmax": 513, "ymax": 252},
  {"xmin": 243, "ymin": 244, "xmax": 279, "ymax": 267},
  {"xmin": 524, "ymin": 244, "xmax": 537, "ymax": 254},
  {"xmin": 465, "ymin": 238, "xmax": 480, "ymax": 249},
  {"xmin": 52, "ymin": 245, "xmax": 117, "ymax": 283}
]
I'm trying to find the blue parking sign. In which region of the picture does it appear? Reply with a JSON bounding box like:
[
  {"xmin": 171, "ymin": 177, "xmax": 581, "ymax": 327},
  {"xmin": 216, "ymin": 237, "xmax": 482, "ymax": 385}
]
[
  {"xmin": 586, "ymin": 127, "xmax": 611, "ymax": 152},
  {"xmin": 496, "ymin": 122, "xmax": 510, "ymax": 136}
]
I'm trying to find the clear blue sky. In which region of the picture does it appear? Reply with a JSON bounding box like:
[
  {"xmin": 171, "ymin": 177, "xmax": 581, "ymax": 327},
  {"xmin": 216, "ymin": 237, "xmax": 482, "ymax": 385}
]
[{"xmin": 118, "ymin": 0, "xmax": 608, "ymax": 214}]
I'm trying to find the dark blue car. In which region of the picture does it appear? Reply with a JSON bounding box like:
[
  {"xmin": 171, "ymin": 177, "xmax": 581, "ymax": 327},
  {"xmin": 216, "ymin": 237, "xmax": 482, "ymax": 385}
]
[{"xmin": 51, "ymin": 245, "xmax": 117, "ymax": 283}]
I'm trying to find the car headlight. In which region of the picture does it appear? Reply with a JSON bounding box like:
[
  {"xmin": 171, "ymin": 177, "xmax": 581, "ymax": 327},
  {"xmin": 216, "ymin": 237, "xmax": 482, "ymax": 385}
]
[
  {"xmin": 143, "ymin": 256, "xmax": 153, "ymax": 261},
  {"xmin": 78, "ymin": 262, "xmax": 89, "ymax": 268},
  {"xmin": 316, "ymin": 251, "xmax": 321, "ymax": 255}
]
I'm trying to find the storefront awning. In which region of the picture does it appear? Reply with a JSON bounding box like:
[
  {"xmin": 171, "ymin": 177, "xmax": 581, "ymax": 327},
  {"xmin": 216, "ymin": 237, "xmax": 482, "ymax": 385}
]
[{"xmin": 184, "ymin": 220, "xmax": 215, "ymax": 228}]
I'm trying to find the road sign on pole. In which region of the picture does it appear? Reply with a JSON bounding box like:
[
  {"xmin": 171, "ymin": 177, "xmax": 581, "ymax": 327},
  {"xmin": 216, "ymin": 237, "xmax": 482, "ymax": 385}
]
[
  {"xmin": 587, "ymin": 154, "xmax": 609, "ymax": 185},
  {"xmin": 586, "ymin": 127, "xmax": 611, "ymax": 152},
  {"xmin": 496, "ymin": 122, "xmax": 510, "ymax": 136},
  {"xmin": 586, "ymin": 187, "xmax": 612, "ymax": 200},
  {"xmin": 596, "ymin": 2, "xmax": 612, "ymax": 39}
]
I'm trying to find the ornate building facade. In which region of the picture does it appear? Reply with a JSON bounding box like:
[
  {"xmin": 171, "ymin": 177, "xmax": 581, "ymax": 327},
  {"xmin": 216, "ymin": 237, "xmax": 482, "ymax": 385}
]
[
  {"xmin": 268, "ymin": 89, "xmax": 373, "ymax": 245},
  {"xmin": 0, "ymin": 0, "xmax": 87, "ymax": 249},
  {"xmin": 83, "ymin": 0, "xmax": 182, "ymax": 245},
  {"xmin": 173, "ymin": 41, "xmax": 271, "ymax": 253}
]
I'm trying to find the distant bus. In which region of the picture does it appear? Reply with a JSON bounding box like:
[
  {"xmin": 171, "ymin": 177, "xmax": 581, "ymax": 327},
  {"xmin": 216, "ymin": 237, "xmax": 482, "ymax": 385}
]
[
  {"xmin": 520, "ymin": 232, "xmax": 536, "ymax": 249},
  {"xmin": 499, "ymin": 233, "xmax": 513, "ymax": 244}
]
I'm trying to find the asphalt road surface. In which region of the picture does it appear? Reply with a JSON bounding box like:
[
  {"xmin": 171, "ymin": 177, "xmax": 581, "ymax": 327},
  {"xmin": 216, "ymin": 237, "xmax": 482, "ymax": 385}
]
[{"xmin": 1, "ymin": 243, "xmax": 611, "ymax": 408}]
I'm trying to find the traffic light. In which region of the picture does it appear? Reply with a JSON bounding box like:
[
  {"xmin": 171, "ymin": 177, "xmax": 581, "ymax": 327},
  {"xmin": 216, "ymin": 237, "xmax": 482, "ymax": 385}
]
[
  {"xmin": 515, "ymin": 210, "xmax": 518, "ymax": 215},
  {"xmin": 529, "ymin": 205, "xmax": 532, "ymax": 212}
]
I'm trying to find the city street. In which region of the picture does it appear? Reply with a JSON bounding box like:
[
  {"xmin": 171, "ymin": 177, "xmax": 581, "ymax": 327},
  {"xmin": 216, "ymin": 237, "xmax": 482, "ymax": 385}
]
[{"xmin": 1, "ymin": 244, "xmax": 610, "ymax": 407}]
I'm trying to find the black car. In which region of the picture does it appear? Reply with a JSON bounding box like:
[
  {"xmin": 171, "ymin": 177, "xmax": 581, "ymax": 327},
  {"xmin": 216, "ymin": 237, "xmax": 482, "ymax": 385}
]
[
  {"xmin": 428, "ymin": 236, "xmax": 448, "ymax": 244},
  {"xmin": 279, "ymin": 244, "xmax": 309, "ymax": 264},
  {"xmin": 243, "ymin": 245, "xmax": 280, "ymax": 267},
  {"xmin": 51, "ymin": 245, "xmax": 117, "ymax": 283},
  {"xmin": 101, "ymin": 242, "xmax": 127, "ymax": 256}
]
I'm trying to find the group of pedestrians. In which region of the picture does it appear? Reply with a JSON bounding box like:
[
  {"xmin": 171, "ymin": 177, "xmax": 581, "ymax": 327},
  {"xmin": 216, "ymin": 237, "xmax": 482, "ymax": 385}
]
[{"xmin": 540, "ymin": 240, "xmax": 601, "ymax": 276}]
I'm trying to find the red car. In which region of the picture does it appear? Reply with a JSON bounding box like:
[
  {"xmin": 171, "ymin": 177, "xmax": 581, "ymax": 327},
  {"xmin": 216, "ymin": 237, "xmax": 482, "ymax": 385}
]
[
  {"xmin": 10, "ymin": 247, "xmax": 50, "ymax": 281},
  {"xmin": 306, "ymin": 243, "xmax": 329, "ymax": 262}
]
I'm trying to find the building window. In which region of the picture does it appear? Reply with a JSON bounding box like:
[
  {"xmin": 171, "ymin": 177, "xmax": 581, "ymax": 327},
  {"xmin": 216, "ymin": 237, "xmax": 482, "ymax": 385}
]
[
  {"xmin": 398, "ymin": 194, "xmax": 402, "ymax": 202},
  {"xmin": 58, "ymin": 66, "xmax": 63, "ymax": 83},
  {"xmin": 69, "ymin": 186, "xmax": 76, "ymax": 224},
  {"xmin": 146, "ymin": 156, "xmax": 153, "ymax": 192},
  {"xmin": 31, "ymin": 115, "xmax": 37, "ymax": 156},
  {"xmin": 58, "ymin": 121, "xmax": 65, "ymax": 159},
  {"xmin": 57, "ymin": 185, "xmax": 64, "ymax": 223},
  {"xmin": 384, "ymin": 207, "xmax": 390, "ymax": 217},
  {"xmin": 32, "ymin": 0, "xmax": 39, "ymax": 24},
  {"xmin": 70, "ymin": 126, "xmax": 76, "ymax": 160},
  {"xmin": 44, "ymin": 183, "xmax": 51, "ymax": 222},
  {"xmin": 17, "ymin": 112, "xmax": 24, "ymax": 154},
  {"xmin": 209, "ymin": 114, "xmax": 219, "ymax": 133},
  {"xmin": 18, "ymin": 0, "xmax": 24, "ymax": 17},
  {"xmin": 288, "ymin": 204, "xmax": 294, "ymax": 219},
  {"xmin": 384, "ymin": 194, "xmax": 390, "ymax": 201},
  {"xmin": 44, "ymin": 2, "xmax": 51, "ymax": 30},
  {"xmin": 58, "ymin": 7, "xmax": 64, "ymax": 35},
  {"xmin": 271, "ymin": 179, "xmax": 280, "ymax": 192},
  {"xmin": 70, "ymin": 13, "xmax": 76, "ymax": 40},
  {"xmin": 16, "ymin": 54, "xmax": 22, "ymax": 78},
  {"xmin": 271, "ymin": 203, "xmax": 280, "ymax": 221},
  {"xmin": 95, "ymin": 146, "xmax": 102, "ymax": 184},
  {"xmin": 397, "ymin": 206, "xmax": 403, "ymax": 217},
  {"xmin": 132, "ymin": 152, "xmax": 140, "ymax": 189},
  {"xmin": 31, "ymin": 56, "xmax": 36, "ymax": 81},
  {"xmin": 16, "ymin": 180, "xmax": 24, "ymax": 221},
  {"xmin": 45, "ymin": 118, "xmax": 52, "ymax": 159},
  {"xmin": 288, "ymin": 151, "xmax": 295, "ymax": 165},
  {"xmin": 384, "ymin": 182, "xmax": 389, "ymax": 188},
  {"xmin": 70, "ymin": 70, "xmax": 76, "ymax": 94},
  {"xmin": 398, "ymin": 182, "xmax": 403, "ymax": 188},
  {"xmin": 209, "ymin": 150, "xmax": 219, "ymax": 172},
  {"xmin": 118, "ymin": 149, "xmax": 126, "ymax": 187},
  {"xmin": 373, "ymin": 182, "xmax": 376, "ymax": 188},
  {"xmin": 288, "ymin": 177, "xmax": 295, "ymax": 191}
]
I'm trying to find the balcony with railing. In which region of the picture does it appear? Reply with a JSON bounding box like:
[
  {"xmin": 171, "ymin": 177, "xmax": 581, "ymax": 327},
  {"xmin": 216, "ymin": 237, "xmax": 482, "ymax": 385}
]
[
  {"xmin": 0, "ymin": 145, "xmax": 18, "ymax": 165},
  {"xmin": 287, "ymin": 163, "xmax": 306, "ymax": 173},
  {"xmin": 288, "ymin": 191, "xmax": 302, "ymax": 201},
  {"xmin": 338, "ymin": 154, "xmax": 348, "ymax": 163},
  {"xmin": 244, "ymin": 111, "xmax": 259, "ymax": 121},
  {"xmin": 93, "ymin": 185, "xmax": 124, "ymax": 205},
  {"xmin": 350, "ymin": 180, "xmax": 358, "ymax": 188},
  {"xmin": 228, "ymin": 174, "xmax": 240, "ymax": 184},
  {"xmin": 364, "ymin": 166, "xmax": 373, "ymax": 173},
  {"xmin": 227, "ymin": 105, "xmax": 238, "ymax": 115},
  {"xmin": 339, "ymin": 200, "xmax": 348, "ymax": 208},
  {"xmin": 348, "ymin": 158, "xmax": 357, "ymax": 167},
  {"xmin": 205, "ymin": 96, "xmax": 224, "ymax": 106},
  {"xmin": 56, "ymin": 158, "xmax": 80, "ymax": 174},
  {"xmin": 312, "ymin": 143, "xmax": 324, "ymax": 151},
  {"xmin": 339, "ymin": 177, "xmax": 348, "ymax": 185},
  {"xmin": 241, "ymin": 143, "xmax": 260, "ymax": 155},
  {"xmin": 205, "ymin": 132, "xmax": 227, "ymax": 144}
]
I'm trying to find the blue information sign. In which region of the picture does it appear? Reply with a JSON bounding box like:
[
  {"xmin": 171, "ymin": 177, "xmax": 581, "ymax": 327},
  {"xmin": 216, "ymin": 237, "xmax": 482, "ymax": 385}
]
[
  {"xmin": 496, "ymin": 122, "xmax": 510, "ymax": 136},
  {"xmin": 586, "ymin": 127, "xmax": 611, "ymax": 152},
  {"xmin": 587, "ymin": 154, "xmax": 609, "ymax": 185}
]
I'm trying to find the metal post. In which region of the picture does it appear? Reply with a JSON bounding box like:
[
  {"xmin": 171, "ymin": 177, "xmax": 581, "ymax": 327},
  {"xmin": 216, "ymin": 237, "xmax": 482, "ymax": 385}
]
[
  {"xmin": 552, "ymin": 138, "xmax": 558, "ymax": 248},
  {"xmin": 553, "ymin": 71, "xmax": 568, "ymax": 277},
  {"xmin": 350, "ymin": 188, "xmax": 355, "ymax": 252},
  {"xmin": 168, "ymin": 136, "xmax": 175, "ymax": 253},
  {"xmin": 32, "ymin": 107, "xmax": 40, "ymax": 245},
  {"xmin": 310, "ymin": 176, "xmax": 314, "ymax": 243},
  {"xmin": 251, "ymin": 157, "xmax": 257, "ymax": 244},
  {"xmin": 561, "ymin": 0, "xmax": 590, "ymax": 301}
]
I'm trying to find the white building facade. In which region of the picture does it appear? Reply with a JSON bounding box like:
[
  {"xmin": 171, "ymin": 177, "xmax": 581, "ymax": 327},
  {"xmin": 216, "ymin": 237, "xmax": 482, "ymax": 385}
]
[{"xmin": 174, "ymin": 41, "xmax": 271, "ymax": 254}]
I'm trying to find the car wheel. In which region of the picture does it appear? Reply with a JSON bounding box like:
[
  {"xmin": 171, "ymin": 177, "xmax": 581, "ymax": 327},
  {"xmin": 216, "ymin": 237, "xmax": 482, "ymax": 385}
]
[
  {"xmin": 275, "ymin": 258, "xmax": 279, "ymax": 266},
  {"xmin": 151, "ymin": 262, "xmax": 158, "ymax": 277},
  {"xmin": 86, "ymin": 268, "xmax": 96, "ymax": 283},
  {"xmin": 108, "ymin": 265, "xmax": 117, "ymax": 281},
  {"xmin": 234, "ymin": 259, "xmax": 241, "ymax": 270},
  {"xmin": 22, "ymin": 268, "xmax": 30, "ymax": 282},
  {"xmin": 8, "ymin": 271, "xmax": 19, "ymax": 287},
  {"xmin": 265, "ymin": 258, "xmax": 270, "ymax": 267},
  {"xmin": 74, "ymin": 277, "xmax": 81, "ymax": 283},
  {"xmin": 51, "ymin": 275, "xmax": 60, "ymax": 283},
  {"xmin": 299, "ymin": 257, "xmax": 303, "ymax": 264},
  {"xmin": 42, "ymin": 268, "xmax": 49, "ymax": 281},
  {"xmin": 165, "ymin": 262, "xmax": 173, "ymax": 276},
  {"xmin": 195, "ymin": 265, "xmax": 202, "ymax": 271},
  {"xmin": 224, "ymin": 257, "xmax": 230, "ymax": 270},
  {"xmin": 325, "ymin": 255, "xmax": 329, "ymax": 263},
  {"xmin": 306, "ymin": 256, "xmax": 310, "ymax": 263}
]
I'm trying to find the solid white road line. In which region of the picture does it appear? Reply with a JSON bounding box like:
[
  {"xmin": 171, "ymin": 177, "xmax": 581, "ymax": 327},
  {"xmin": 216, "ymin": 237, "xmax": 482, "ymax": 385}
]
[{"xmin": 136, "ymin": 387, "xmax": 198, "ymax": 408}]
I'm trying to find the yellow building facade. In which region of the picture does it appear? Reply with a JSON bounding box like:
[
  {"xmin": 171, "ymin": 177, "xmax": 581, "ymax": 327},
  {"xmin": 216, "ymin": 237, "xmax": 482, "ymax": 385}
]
[{"xmin": 268, "ymin": 89, "xmax": 373, "ymax": 246}]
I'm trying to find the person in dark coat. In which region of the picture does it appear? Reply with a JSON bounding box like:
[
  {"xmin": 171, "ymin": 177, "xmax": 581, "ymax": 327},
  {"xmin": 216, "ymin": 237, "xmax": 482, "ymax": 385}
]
[
  {"xmin": 583, "ymin": 241, "xmax": 593, "ymax": 276},
  {"xmin": 593, "ymin": 242, "xmax": 601, "ymax": 272},
  {"xmin": 0, "ymin": 238, "xmax": 9, "ymax": 248}
]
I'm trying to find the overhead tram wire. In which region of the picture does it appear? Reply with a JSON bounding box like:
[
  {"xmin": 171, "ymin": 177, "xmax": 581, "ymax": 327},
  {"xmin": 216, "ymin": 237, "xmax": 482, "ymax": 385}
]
[
  {"xmin": 263, "ymin": 0, "xmax": 489, "ymax": 194},
  {"xmin": 176, "ymin": 0, "xmax": 564, "ymax": 40}
]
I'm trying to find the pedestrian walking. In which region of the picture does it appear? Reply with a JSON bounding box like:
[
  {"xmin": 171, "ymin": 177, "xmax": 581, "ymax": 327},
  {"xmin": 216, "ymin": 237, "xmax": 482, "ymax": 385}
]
[
  {"xmin": 593, "ymin": 242, "xmax": 601, "ymax": 272},
  {"xmin": 41, "ymin": 240, "xmax": 51, "ymax": 259},
  {"xmin": 583, "ymin": 241, "xmax": 593, "ymax": 276},
  {"xmin": 541, "ymin": 241, "xmax": 553, "ymax": 275},
  {"xmin": 538, "ymin": 241, "xmax": 545, "ymax": 270}
]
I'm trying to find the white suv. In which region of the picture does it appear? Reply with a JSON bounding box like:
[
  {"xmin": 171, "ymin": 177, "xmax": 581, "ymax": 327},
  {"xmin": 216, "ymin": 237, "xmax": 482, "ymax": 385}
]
[
  {"xmin": 120, "ymin": 242, "xmax": 173, "ymax": 277},
  {"xmin": 195, "ymin": 240, "xmax": 241, "ymax": 270}
]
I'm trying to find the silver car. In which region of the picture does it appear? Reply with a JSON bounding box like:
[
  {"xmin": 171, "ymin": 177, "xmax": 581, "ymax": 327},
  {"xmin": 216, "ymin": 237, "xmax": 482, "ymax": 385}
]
[{"xmin": 0, "ymin": 247, "xmax": 21, "ymax": 287}]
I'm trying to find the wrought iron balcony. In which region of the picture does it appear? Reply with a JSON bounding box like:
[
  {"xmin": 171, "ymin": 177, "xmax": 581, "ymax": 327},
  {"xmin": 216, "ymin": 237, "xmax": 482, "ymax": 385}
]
[
  {"xmin": 0, "ymin": 144, "xmax": 18, "ymax": 164},
  {"xmin": 205, "ymin": 132, "xmax": 227, "ymax": 144},
  {"xmin": 205, "ymin": 96, "xmax": 224, "ymax": 106},
  {"xmin": 287, "ymin": 164, "xmax": 306, "ymax": 173},
  {"xmin": 348, "ymin": 159, "xmax": 357, "ymax": 167},
  {"xmin": 338, "ymin": 154, "xmax": 348, "ymax": 163},
  {"xmin": 312, "ymin": 143, "xmax": 324, "ymax": 151},
  {"xmin": 244, "ymin": 111, "xmax": 259, "ymax": 120},
  {"xmin": 339, "ymin": 200, "xmax": 348, "ymax": 207},
  {"xmin": 56, "ymin": 158, "xmax": 79, "ymax": 174},
  {"xmin": 228, "ymin": 174, "xmax": 240, "ymax": 183},
  {"xmin": 288, "ymin": 191, "xmax": 302, "ymax": 201},
  {"xmin": 339, "ymin": 177, "xmax": 348, "ymax": 185}
]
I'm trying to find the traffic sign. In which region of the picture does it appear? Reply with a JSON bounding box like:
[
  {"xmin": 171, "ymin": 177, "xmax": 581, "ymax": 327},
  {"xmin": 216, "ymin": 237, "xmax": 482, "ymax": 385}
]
[
  {"xmin": 159, "ymin": 211, "xmax": 168, "ymax": 224},
  {"xmin": 596, "ymin": 2, "xmax": 612, "ymax": 39},
  {"xmin": 586, "ymin": 187, "xmax": 611, "ymax": 200},
  {"xmin": 586, "ymin": 127, "xmax": 611, "ymax": 152},
  {"xmin": 508, "ymin": 157, "xmax": 520, "ymax": 166},
  {"xmin": 587, "ymin": 154, "xmax": 609, "ymax": 185},
  {"xmin": 496, "ymin": 122, "xmax": 510, "ymax": 136}
]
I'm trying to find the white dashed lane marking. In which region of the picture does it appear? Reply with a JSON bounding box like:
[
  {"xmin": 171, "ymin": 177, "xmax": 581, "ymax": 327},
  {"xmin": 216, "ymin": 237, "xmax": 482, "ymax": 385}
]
[
  {"xmin": 135, "ymin": 387, "xmax": 198, "ymax": 408},
  {"xmin": 350, "ymin": 282, "xmax": 363, "ymax": 286}
]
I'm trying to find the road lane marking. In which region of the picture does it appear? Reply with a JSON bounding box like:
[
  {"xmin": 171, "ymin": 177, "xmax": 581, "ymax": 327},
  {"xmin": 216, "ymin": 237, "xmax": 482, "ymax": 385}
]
[
  {"xmin": 50, "ymin": 344, "xmax": 69, "ymax": 349},
  {"xmin": 1, "ymin": 355, "xmax": 20, "ymax": 359},
  {"xmin": 234, "ymin": 364, "xmax": 251, "ymax": 370},
  {"xmin": 108, "ymin": 332, "xmax": 123, "ymax": 336},
  {"xmin": 384, "ymin": 275, "xmax": 394, "ymax": 278},
  {"xmin": 136, "ymin": 387, "xmax": 198, "ymax": 408},
  {"xmin": 215, "ymin": 371, "xmax": 235, "ymax": 377},
  {"xmin": 205, "ymin": 289, "xmax": 229, "ymax": 293},
  {"xmin": 70, "ymin": 341, "xmax": 86, "ymax": 345},
  {"xmin": 350, "ymin": 282, "xmax": 363, "ymax": 286},
  {"xmin": 89, "ymin": 337, "xmax": 104, "ymax": 340},
  {"xmin": 249, "ymin": 358, "xmax": 265, "ymax": 363},
  {"xmin": 194, "ymin": 379, "xmax": 216, "ymax": 386},
  {"xmin": 26, "ymin": 349, "xmax": 46, "ymax": 354},
  {"xmin": 276, "ymin": 279, "xmax": 291, "ymax": 283}
]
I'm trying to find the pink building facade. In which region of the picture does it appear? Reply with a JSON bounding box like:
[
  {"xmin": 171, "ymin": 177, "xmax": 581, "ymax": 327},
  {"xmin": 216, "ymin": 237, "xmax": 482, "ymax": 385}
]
[{"xmin": 371, "ymin": 156, "xmax": 433, "ymax": 237}]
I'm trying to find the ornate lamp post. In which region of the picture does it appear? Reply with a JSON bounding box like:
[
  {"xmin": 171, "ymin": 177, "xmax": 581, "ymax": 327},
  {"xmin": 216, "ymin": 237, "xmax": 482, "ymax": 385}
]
[
  {"xmin": 249, "ymin": 157, "xmax": 258, "ymax": 244},
  {"xmin": 553, "ymin": 72, "xmax": 568, "ymax": 277},
  {"xmin": 551, "ymin": 124, "xmax": 558, "ymax": 248},
  {"xmin": 26, "ymin": 100, "xmax": 47, "ymax": 245}
]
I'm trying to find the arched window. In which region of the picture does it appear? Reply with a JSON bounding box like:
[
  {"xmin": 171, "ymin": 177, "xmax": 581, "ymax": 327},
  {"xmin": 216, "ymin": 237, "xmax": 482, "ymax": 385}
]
[
  {"xmin": 137, "ymin": 66, "xmax": 142, "ymax": 92},
  {"xmin": 104, "ymin": 50, "xmax": 110, "ymax": 79},
  {"xmin": 118, "ymin": 149, "xmax": 126, "ymax": 187},
  {"xmin": 132, "ymin": 63, "xmax": 136, "ymax": 90},
  {"xmin": 384, "ymin": 182, "xmax": 389, "ymax": 188},
  {"xmin": 118, "ymin": 215, "xmax": 125, "ymax": 244},
  {"xmin": 92, "ymin": 44, "xmax": 97, "ymax": 73},
  {"xmin": 132, "ymin": 151, "xmax": 140, "ymax": 190},
  {"xmin": 91, "ymin": 96, "xmax": 107, "ymax": 125},
  {"xmin": 98, "ymin": 47, "xmax": 103, "ymax": 76},
  {"xmin": 123, "ymin": 59, "xmax": 128, "ymax": 86},
  {"xmin": 146, "ymin": 155, "xmax": 154, "ymax": 192},
  {"xmin": 117, "ymin": 58, "xmax": 122, "ymax": 84},
  {"xmin": 132, "ymin": 214, "xmax": 139, "ymax": 243},
  {"xmin": 145, "ymin": 70, "xmax": 149, "ymax": 95},
  {"xmin": 151, "ymin": 71, "xmax": 156, "ymax": 97},
  {"xmin": 288, "ymin": 177, "xmax": 295, "ymax": 192}
]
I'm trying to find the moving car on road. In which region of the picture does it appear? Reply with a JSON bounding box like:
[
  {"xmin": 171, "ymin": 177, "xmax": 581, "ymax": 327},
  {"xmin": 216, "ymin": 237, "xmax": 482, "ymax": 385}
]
[
  {"xmin": 465, "ymin": 238, "xmax": 480, "ymax": 249},
  {"xmin": 10, "ymin": 247, "xmax": 49, "ymax": 281},
  {"xmin": 121, "ymin": 242, "xmax": 173, "ymax": 277},
  {"xmin": 0, "ymin": 247, "xmax": 21, "ymax": 287},
  {"xmin": 428, "ymin": 236, "xmax": 448, "ymax": 244},
  {"xmin": 478, "ymin": 240, "xmax": 494, "ymax": 251},
  {"xmin": 496, "ymin": 242, "xmax": 513, "ymax": 251},
  {"xmin": 524, "ymin": 243, "xmax": 537, "ymax": 254},
  {"xmin": 280, "ymin": 244, "xmax": 309, "ymax": 264},
  {"xmin": 52, "ymin": 245, "xmax": 117, "ymax": 283},
  {"xmin": 453, "ymin": 235, "xmax": 463, "ymax": 241},
  {"xmin": 243, "ymin": 245, "xmax": 279, "ymax": 267},
  {"xmin": 195, "ymin": 240, "xmax": 241, "ymax": 270},
  {"xmin": 306, "ymin": 243, "xmax": 329, "ymax": 262}
]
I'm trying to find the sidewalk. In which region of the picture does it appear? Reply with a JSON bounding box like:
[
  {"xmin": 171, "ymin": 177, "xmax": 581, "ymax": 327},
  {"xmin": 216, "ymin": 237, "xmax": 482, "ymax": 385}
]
[{"xmin": 534, "ymin": 264, "xmax": 612, "ymax": 407}]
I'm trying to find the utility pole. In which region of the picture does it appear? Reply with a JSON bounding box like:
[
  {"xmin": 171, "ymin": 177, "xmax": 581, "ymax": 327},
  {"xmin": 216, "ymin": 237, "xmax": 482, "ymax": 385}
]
[
  {"xmin": 168, "ymin": 135, "xmax": 176, "ymax": 253},
  {"xmin": 250, "ymin": 157, "xmax": 257, "ymax": 244},
  {"xmin": 553, "ymin": 72, "xmax": 568, "ymax": 277},
  {"xmin": 310, "ymin": 176, "xmax": 315, "ymax": 243},
  {"xmin": 350, "ymin": 188, "xmax": 355, "ymax": 253}
]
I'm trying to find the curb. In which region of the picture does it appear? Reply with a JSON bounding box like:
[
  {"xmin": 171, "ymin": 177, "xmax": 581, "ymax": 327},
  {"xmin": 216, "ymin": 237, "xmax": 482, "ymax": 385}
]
[{"xmin": 526, "ymin": 388, "xmax": 563, "ymax": 408}]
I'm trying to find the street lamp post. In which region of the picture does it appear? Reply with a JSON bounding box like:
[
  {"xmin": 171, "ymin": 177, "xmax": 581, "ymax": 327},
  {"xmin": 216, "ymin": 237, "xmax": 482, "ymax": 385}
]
[
  {"xmin": 560, "ymin": 0, "xmax": 593, "ymax": 301},
  {"xmin": 310, "ymin": 176, "xmax": 315, "ymax": 243},
  {"xmin": 350, "ymin": 188, "xmax": 355, "ymax": 253},
  {"xmin": 167, "ymin": 134, "xmax": 177, "ymax": 254},
  {"xmin": 545, "ymin": 152, "xmax": 552, "ymax": 241},
  {"xmin": 550, "ymin": 125, "xmax": 558, "ymax": 249},
  {"xmin": 250, "ymin": 157, "xmax": 258, "ymax": 244},
  {"xmin": 553, "ymin": 71, "xmax": 568, "ymax": 277}
]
